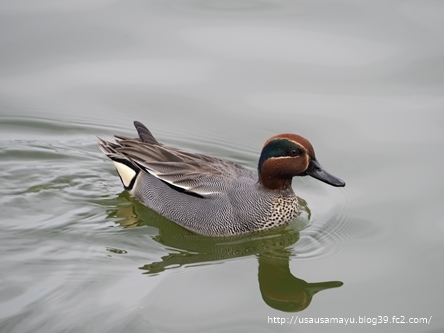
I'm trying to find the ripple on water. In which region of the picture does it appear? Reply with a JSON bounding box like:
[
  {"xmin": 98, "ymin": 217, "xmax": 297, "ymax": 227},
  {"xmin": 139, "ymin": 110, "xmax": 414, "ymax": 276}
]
[
  {"xmin": 0, "ymin": 116, "xmax": 119, "ymax": 231},
  {"xmin": 292, "ymin": 184, "xmax": 377, "ymax": 261},
  {"xmin": 295, "ymin": 214, "xmax": 353, "ymax": 261}
]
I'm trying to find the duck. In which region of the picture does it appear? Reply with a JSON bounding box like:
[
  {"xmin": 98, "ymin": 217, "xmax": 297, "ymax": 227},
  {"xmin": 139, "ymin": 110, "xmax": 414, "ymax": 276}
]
[{"xmin": 98, "ymin": 121, "xmax": 345, "ymax": 237}]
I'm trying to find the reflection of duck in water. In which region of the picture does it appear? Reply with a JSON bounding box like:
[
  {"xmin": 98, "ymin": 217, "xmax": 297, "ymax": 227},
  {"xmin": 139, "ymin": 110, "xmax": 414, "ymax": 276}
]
[
  {"xmin": 99, "ymin": 121, "xmax": 345, "ymax": 236},
  {"xmin": 258, "ymin": 254, "xmax": 343, "ymax": 312},
  {"xmin": 107, "ymin": 193, "xmax": 343, "ymax": 312}
]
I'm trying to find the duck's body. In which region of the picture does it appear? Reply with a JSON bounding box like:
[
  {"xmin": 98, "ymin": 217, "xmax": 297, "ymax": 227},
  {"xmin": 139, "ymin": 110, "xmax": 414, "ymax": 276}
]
[{"xmin": 99, "ymin": 121, "xmax": 345, "ymax": 237}]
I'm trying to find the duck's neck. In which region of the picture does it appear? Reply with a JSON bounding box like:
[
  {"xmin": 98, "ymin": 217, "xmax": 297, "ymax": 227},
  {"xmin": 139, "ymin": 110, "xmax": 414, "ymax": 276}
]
[
  {"xmin": 258, "ymin": 158, "xmax": 295, "ymax": 191},
  {"xmin": 259, "ymin": 176, "xmax": 293, "ymax": 191}
]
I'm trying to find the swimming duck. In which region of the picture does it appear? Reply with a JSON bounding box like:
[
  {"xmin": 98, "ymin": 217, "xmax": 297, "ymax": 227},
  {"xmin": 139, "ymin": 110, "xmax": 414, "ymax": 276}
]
[{"xmin": 99, "ymin": 121, "xmax": 345, "ymax": 237}]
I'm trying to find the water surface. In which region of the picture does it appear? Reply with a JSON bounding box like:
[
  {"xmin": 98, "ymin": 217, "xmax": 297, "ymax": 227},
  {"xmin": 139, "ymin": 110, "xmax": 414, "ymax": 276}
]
[{"xmin": 1, "ymin": 1, "xmax": 444, "ymax": 332}]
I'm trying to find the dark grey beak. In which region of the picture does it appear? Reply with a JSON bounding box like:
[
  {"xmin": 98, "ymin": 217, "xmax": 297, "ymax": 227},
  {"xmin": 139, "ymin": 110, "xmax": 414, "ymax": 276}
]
[{"xmin": 306, "ymin": 159, "xmax": 345, "ymax": 187}]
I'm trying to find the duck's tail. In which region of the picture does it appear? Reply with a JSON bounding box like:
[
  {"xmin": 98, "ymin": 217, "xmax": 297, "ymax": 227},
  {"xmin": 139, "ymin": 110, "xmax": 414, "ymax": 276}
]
[
  {"xmin": 98, "ymin": 121, "xmax": 159, "ymax": 190},
  {"xmin": 98, "ymin": 137, "xmax": 141, "ymax": 191}
]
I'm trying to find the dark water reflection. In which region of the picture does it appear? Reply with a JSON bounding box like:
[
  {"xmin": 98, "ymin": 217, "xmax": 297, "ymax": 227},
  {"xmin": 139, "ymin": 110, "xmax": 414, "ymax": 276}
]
[{"xmin": 109, "ymin": 193, "xmax": 343, "ymax": 312}]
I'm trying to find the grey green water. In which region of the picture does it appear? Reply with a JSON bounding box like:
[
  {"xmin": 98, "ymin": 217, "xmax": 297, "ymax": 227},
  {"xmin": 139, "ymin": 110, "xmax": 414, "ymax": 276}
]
[{"xmin": 1, "ymin": 1, "xmax": 444, "ymax": 332}]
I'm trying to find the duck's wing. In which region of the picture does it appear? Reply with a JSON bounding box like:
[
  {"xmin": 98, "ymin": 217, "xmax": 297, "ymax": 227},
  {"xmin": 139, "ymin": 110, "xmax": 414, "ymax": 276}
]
[{"xmin": 99, "ymin": 122, "xmax": 255, "ymax": 197}]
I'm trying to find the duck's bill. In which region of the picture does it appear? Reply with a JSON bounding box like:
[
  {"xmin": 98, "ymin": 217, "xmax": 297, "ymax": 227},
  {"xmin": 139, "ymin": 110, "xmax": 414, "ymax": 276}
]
[{"xmin": 306, "ymin": 159, "xmax": 346, "ymax": 187}]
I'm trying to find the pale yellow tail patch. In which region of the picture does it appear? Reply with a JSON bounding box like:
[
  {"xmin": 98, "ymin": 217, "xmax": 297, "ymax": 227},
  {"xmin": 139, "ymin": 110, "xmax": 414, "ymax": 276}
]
[{"xmin": 113, "ymin": 161, "xmax": 136, "ymax": 188}]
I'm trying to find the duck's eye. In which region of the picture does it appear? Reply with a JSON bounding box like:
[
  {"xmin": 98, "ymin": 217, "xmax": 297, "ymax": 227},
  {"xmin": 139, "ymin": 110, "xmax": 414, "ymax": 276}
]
[{"xmin": 290, "ymin": 149, "xmax": 300, "ymax": 156}]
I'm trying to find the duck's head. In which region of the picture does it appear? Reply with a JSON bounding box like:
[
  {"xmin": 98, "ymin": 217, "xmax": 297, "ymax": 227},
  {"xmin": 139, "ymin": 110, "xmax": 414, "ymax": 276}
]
[{"xmin": 258, "ymin": 134, "xmax": 345, "ymax": 190}]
